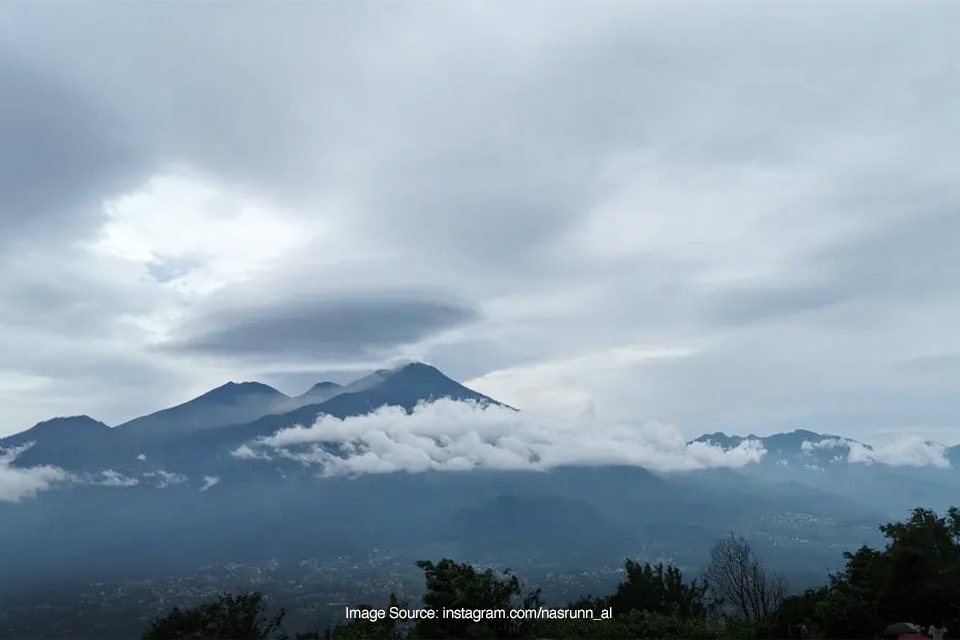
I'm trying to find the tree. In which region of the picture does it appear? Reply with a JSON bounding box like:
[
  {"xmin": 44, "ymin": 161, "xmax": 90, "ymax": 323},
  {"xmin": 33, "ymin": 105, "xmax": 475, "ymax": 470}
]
[
  {"xmin": 815, "ymin": 507, "xmax": 960, "ymax": 638},
  {"xmin": 703, "ymin": 535, "xmax": 785, "ymax": 621},
  {"xmin": 413, "ymin": 558, "xmax": 534, "ymax": 639},
  {"xmin": 608, "ymin": 559, "xmax": 707, "ymax": 618},
  {"xmin": 142, "ymin": 592, "xmax": 285, "ymax": 640}
]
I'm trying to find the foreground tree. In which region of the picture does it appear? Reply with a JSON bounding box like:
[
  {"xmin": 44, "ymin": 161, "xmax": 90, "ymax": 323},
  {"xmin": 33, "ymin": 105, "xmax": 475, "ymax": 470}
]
[
  {"xmin": 703, "ymin": 535, "xmax": 785, "ymax": 621},
  {"xmin": 142, "ymin": 592, "xmax": 285, "ymax": 640},
  {"xmin": 572, "ymin": 559, "xmax": 707, "ymax": 619},
  {"xmin": 815, "ymin": 507, "xmax": 960, "ymax": 638},
  {"xmin": 413, "ymin": 558, "xmax": 537, "ymax": 639}
]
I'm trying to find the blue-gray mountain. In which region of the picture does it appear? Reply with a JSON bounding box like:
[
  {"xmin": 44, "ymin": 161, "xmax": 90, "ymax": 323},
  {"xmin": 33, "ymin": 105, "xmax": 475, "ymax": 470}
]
[
  {"xmin": 0, "ymin": 363, "xmax": 955, "ymax": 639},
  {"xmin": 691, "ymin": 429, "xmax": 960, "ymax": 516},
  {"xmin": 0, "ymin": 362, "xmax": 501, "ymax": 474}
]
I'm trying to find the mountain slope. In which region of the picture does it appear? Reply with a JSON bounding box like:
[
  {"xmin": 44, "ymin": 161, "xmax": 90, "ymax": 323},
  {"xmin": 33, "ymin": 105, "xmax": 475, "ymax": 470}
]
[
  {"xmin": 691, "ymin": 429, "xmax": 959, "ymax": 516},
  {"xmin": 139, "ymin": 362, "xmax": 507, "ymax": 472},
  {"xmin": 294, "ymin": 381, "xmax": 342, "ymax": 405},
  {"xmin": 0, "ymin": 416, "xmax": 113, "ymax": 471},
  {"xmin": 117, "ymin": 382, "xmax": 290, "ymax": 437},
  {"xmin": 315, "ymin": 362, "xmax": 505, "ymax": 417}
]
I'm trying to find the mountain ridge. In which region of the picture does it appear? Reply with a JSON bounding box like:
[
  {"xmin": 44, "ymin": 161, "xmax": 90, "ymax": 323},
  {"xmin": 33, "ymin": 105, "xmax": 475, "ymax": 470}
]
[{"xmin": 0, "ymin": 362, "xmax": 505, "ymax": 472}]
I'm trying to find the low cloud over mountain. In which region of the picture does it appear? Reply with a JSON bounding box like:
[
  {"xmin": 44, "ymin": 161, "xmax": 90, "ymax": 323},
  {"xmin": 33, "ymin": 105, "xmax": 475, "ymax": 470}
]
[
  {"xmin": 234, "ymin": 398, "xmax": 767, "ymax": 476},
  {"xmin": 803, "ymin": 435, "xmax": 950, "ymax": 469},
  {"xmin": 0, "ymin": 444, "xmax": 69, "ymax": 502}
]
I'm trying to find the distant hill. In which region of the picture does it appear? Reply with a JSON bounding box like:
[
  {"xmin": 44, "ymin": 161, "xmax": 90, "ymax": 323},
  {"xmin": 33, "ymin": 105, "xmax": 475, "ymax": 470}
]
[
  {"xmin": 690, "ymin": 428, "xmax": 958, "ymax": 516},
  {"xmin": 691, "ymin": 428, "xmax": 872, "ymax": 468}
]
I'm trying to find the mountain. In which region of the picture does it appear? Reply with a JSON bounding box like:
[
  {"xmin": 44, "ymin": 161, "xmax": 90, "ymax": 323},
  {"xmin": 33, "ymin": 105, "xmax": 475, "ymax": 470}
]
[
  {"xmin": 691, "ymin": 428, "xmax": 959, "ymax": 516},
  {"xmin": 2, "ymin": 415, "xmax": 111, "ymax": 446},
  {"xmin": 0, "ymin": 416, "xmax": 113, "ymax": 471},
  {"xmin": 132, "ymin": 362, "xmax": 509, "ymax": 474},
  {"xmin": 0, "ymin": 368, "xmax": 918, "ymax": 638},
  {"xmin": 314, "ymin": 362, "xmax": 505, "ymax": 417},
  {"xmin": 949, "ymin": 444, "xmax": 960, "ymax": 467},
  {"xmin": 0, "ymin": 363, "xmax": 505, "ymax": 474},
  {"xmin": 117, "ymin": 381, "xmax": 291, "ymax": 437},
  {"xmin": 692, "ymin": 428, "xmax": 869, "ymax": 467},
  {"xmin": 294, "ymin": 381, "xmax": 342, "ymax": 405}
]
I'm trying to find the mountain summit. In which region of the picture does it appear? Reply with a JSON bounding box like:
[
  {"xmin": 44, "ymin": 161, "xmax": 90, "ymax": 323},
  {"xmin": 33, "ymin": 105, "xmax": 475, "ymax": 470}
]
[
  {"xmin": 117, "ymin": 381, "xmax": 290, "ymax": 436},
  {"xmin": 295, "ymin": 381, "xmax": 343, "ymax": 405},
  {"xmin": 315, "ymin": 362, "xmax": 504, "ymax": 417},
  {"xmin": 0, "ymin": 415, "xmax": 113, "ymax": 470}
]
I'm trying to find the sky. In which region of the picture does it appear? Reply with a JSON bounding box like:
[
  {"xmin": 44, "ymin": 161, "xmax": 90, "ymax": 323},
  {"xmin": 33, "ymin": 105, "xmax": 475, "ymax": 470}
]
[{"xmin": 2, "ymin": 2, "xmax": 960, "ymax": 444}]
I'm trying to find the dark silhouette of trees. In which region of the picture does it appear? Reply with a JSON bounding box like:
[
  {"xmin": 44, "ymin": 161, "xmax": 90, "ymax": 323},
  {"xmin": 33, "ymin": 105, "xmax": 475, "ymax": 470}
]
[
  {"xmin": 703, "ymin": 534, "xmax": 785, "ymax": 621},
  {"xmin": 570, "ymin": 559, "xmax": 707, "ymax": 619},
  {"xmin": 142, "ymin": 592, "xmax": 285, "ymax": 640},
  {"xmin": 813, "ymin": 507, "xmax": 960, "ymax": 638},
  {"xmin": 413, "ymin": 558, "xmax": 536, "ymax": 639},
  {"xmin": 608, "ymin": 559, "xmax": 707, "ymax": 618}
]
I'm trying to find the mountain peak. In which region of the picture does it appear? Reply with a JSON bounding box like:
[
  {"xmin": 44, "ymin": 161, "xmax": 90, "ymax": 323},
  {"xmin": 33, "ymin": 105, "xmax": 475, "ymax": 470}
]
[
  {"xmin": 313, "ymin": 361, "xmax": 506, "ymax": 418},
  {"xmin": 118, "ymin": 381, "xmax": 289, "ymax": 435},
  {"xmin": 307, "ymin": 381, "xmax": 341, "ymax": 391},
  {"xmin": 294, "ymin": 381, "xmax": 344, "ymax": 405},
  {"xmin": 200, "ymin": 381, "xmax": 284, "ymax": 402},
  {"xmin": 1, "ymin": 415, "xmax": 111, "ymax": 446},
  {"xmin": 388, "ymin": 361, "xmax": 447, "ymax": 380},
  {"xmin": 35, "ymin": 415, "xmax": 108, "ymax": 429}
]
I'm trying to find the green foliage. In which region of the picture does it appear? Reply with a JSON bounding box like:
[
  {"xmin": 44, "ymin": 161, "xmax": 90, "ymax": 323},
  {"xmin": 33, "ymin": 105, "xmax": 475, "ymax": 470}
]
[
  {"xmin": 811, "ymin": 507, "xmax": 960, "ymax": 638},
  {"xmin": 412, "ymin": 559, "xmax": 531, "ymax": 639},
  {"xmin": 142, "ymin": 592, "xmax": 285, "ymax": 640},
  {"xmin": 608, "ymin": 559, "xmax": 707, "ymax": 618},
  {"xmin": 568, "ymin": 559, "xmax": 707, "ymax": 620}
]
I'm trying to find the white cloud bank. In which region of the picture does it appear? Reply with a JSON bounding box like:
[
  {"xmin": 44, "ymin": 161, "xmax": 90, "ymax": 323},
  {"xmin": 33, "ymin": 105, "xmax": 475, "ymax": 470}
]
[
  {"xmin": 0, "ymin": 444, "xmax": 69, "ymax": 503},
  {"xmin": 802, "ymin": 436, "xmax": 950, "ymax": 468},
  {"xmin": 235, "ymin": 399, "xmax": 766, "ymax": 477}
]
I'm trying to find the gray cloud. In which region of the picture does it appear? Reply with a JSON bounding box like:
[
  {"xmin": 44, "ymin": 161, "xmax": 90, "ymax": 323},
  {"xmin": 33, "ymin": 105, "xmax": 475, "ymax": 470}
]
[
  {"xmin": 0, "ymin": 49, "xmax": 144, "ymax": 244},
  {"xmin": 1, "ymin": 3, "xmax": 960, "ymax": 445},
  {"xmin": 167, "ymin": 293, "xmax": 479, "ymax": 361}
]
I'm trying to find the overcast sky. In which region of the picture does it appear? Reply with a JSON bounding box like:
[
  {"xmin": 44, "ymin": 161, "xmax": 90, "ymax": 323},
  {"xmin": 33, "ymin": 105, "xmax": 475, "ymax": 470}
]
[{"xmin": 2, "ymin": 2, "xmax": 959, "ymax": 443}]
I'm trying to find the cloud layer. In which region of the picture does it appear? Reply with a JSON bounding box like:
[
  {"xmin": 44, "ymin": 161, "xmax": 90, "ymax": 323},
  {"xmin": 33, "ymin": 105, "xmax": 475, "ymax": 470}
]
[
  {"xmin": 235, "ymin": 399, "xmax": 767, "ymax": 476},
  {"xmin": 0, "ymin": 444, "xmax": 197, "ymax": 502},
  {"xmin": 802, "ymin": 436, "xmax": 950, "ymax": 468},
  {"xmin": 0, "ymin": 444, "xmax": 69, "ymax": 503}
]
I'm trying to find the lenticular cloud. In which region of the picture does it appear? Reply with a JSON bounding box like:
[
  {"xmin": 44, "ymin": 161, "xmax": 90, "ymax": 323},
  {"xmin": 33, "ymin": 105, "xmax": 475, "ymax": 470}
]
[{"xmin": 237, "ymin": 399, "xmax": 766, "ymax": 476}]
